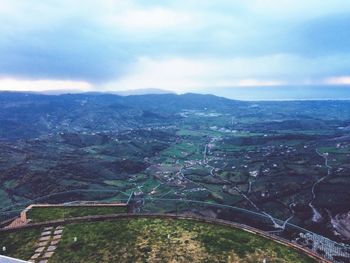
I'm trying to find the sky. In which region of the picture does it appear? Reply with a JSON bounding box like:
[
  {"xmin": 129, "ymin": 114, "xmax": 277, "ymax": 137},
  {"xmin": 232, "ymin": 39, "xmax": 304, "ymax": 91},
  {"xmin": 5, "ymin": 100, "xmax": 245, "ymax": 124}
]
[{"xmin": 0, "ymin": 0, "xmax": 350, "ymax": 98}]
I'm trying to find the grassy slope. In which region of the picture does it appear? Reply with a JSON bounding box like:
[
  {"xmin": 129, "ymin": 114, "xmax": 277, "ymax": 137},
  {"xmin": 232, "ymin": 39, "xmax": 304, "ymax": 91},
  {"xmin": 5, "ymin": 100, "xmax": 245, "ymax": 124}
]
[
  {"xmin": 0, "ymin": 228, "xmax": 40, "ymax": 260},
  {"xmin": 50, "ymin": 218, "xmax": 316, "ymax": 263},
  {"xmin": 27, "ymin": 206, "xmax": 127, "ymax": 223}
]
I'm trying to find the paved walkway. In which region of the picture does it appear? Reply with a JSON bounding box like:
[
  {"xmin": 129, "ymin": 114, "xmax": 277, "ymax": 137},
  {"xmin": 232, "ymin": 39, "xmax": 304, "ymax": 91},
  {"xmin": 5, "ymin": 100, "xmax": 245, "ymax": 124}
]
[
  {"xmin": 2, "ymin": 202, "xmax": 127, "ymax": 230},
  {"xmin": 28, "ymin": 226, "xmax": 64, "ymax": 263}
]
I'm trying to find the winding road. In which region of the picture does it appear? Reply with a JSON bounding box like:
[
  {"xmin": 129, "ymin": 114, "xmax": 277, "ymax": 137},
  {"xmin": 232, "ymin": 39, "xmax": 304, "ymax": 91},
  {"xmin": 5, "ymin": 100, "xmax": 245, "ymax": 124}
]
[{"xmin": 308, "ymin": 149, "xmax": 332, "ymax": 223}]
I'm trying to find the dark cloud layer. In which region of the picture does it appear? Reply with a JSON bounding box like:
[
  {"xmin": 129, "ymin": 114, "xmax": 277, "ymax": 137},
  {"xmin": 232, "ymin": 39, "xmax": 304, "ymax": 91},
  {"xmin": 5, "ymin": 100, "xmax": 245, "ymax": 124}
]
[{"xmin": 0, "ymin": 0, "xmax": 350, "ymax": 90}]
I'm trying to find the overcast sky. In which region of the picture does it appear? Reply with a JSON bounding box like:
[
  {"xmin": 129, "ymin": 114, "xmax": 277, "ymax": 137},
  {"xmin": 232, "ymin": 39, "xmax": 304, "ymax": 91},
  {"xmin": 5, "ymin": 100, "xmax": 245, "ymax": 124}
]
[{"xmin": 0, "ymin": 0, "xmax": 350, "ymax": 94}]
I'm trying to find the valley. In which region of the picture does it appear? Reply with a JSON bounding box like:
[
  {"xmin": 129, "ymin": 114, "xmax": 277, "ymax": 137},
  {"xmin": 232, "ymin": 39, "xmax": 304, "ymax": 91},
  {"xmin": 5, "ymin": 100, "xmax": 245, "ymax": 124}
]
[{"xmin": 1, "ymin": 92, "xmax": 350, "ymax": 246}]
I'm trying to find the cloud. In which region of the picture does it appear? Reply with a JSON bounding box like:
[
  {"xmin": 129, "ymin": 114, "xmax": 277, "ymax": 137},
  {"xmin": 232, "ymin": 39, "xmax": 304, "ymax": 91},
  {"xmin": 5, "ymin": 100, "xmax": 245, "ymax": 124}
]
[
  {"xmin": 236, "ymin": 79, "xmax": 285, "ymax": 87},
  {"xmin": 298, "ymin": 14, "xmax": 350, "ymax": 55},
  {"xmin": 103, "ymin": 7, "xmax": 195, "ymax": 31},
  {"xmin": 0, "ymin": 78, "xmax": 92, "ymax": 92},
  {"xmin": 323, "ymin": 76, "xmax": 350, "ymax": 85},
  {"xmin": 100, "ymin": 54, "xmax": 350, "ymax": 92},
  {"xmin": 0, "ymin": 0, "xmax": 350, "ymax": 92},
  {"xmin": 249, "ymin": 0, "xmax": 350, "ymax": 19}
]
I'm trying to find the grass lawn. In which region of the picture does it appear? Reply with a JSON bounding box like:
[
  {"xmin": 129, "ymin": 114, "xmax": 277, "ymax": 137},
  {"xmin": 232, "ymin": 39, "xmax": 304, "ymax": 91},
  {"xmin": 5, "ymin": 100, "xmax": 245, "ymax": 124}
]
[
  {"xmin": 49, "ymin": 217, "xmax": 316, "ymax": 263},
  {"xmin": 27, "ymin": 206, "xmax": 127, "ymax": 223},
  {"xmin": 0, "ymin": 228, "xmax": 40, "ymax": 260}
]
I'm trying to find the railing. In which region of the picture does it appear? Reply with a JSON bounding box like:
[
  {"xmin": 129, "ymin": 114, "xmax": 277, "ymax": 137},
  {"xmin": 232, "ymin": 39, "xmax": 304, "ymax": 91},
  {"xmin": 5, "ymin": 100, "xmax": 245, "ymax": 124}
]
[
  {"xmin": 0, "ymin": 189, "xmax": 130, "ymax": 216},
  {"xmin": 1, "ymin": 191, "xmax": 350, "ymax": 262}
]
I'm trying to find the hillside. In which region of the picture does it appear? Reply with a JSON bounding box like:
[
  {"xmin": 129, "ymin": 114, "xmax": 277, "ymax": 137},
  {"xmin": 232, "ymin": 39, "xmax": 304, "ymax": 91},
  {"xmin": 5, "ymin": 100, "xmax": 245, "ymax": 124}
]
[{"xmin": 0, "ymin": 92, "xmax": 350, "ymax": 254}]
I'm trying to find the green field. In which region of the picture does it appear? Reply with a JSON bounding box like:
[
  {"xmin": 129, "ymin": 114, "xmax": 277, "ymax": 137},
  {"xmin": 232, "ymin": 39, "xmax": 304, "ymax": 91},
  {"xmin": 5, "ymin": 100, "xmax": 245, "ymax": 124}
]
[
  {"xmin": 51, "ymin": 218, "xmax": 316, "ymax": 263},
  {"xmin": 50, "ymin": 219, "xmax": 315, "ymax": 263},
  {"xmin": 0, "ymin": 228, "xmax": 40, "ymax": 260},
  {"xmin": 0, "ymin": 217, "xmax": 317, "ymax": 262},
  {"xmin": 27, "ymin": 206, "xmax": 127, "ymax": 223}
]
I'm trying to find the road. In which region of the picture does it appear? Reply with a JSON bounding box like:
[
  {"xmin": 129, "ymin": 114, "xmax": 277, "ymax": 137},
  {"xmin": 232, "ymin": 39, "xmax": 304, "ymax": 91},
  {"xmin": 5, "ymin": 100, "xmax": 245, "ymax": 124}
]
[{"xmin": 308, "ymin": 149, "xmax": 332, "ymax": 223}]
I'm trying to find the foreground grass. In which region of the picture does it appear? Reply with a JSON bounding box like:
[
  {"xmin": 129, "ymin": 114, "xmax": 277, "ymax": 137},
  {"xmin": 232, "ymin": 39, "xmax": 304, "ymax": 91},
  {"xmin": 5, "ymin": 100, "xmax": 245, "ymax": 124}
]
[
  {"xmin": 0, "ymin": 228, "xmax": 40, "ymax": 260},
  {"xmin": 50, "ymin": 218, "xmax": 316, "ymax": 263},
  {"xmin": 27, "ymin": 206, "xmax": 127, "ymax": 223}
]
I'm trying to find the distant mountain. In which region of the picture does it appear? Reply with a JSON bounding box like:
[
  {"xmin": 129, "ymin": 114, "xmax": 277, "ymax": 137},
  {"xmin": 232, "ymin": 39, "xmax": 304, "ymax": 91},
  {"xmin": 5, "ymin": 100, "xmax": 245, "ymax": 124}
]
[
  {"xmin": 1, "ymin": 91, "xmax": 350, "ymax": 141},
  {"xmin": 198, "ymin": 85, "xmax": 350, "ymax": 100},
  {"xmin": 35, "ymin": 89, "xmax": 87, "ymax": 95},
  {"xmin": 113, "ymin": 88, "xmax": 175, "ymax": 96},
  {"xmin": 0, "ymin": 92, "xmax": 243, "ymax": 140},
  {"xmin": 2, "ymin": 88, "xmax": 175, "ymax": 96}
]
